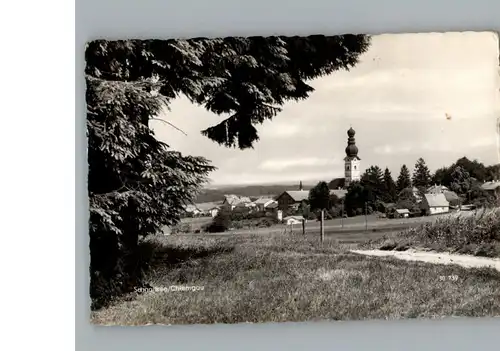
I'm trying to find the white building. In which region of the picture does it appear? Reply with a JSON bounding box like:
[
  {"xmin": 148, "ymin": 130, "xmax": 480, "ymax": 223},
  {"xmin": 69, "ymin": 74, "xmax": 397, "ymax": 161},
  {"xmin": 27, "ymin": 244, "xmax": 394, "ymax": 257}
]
[
  {"xmin": 395, "ymin": 209, "xmax": 410, "ymax": 218},
  {"xmin": 421, "ymin": 193, "xmax": 450, "ymax": 215},
  {"xmin": 283, "ymin": 215, "xmax": 305, "ymax": 225}
]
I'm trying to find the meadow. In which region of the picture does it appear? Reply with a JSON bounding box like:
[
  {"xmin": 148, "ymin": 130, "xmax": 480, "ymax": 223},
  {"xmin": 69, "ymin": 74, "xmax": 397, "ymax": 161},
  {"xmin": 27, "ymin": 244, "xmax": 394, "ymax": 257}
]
[{"xmin": 92, "ymin": 209, "xmax": 500, "ymax": 325}]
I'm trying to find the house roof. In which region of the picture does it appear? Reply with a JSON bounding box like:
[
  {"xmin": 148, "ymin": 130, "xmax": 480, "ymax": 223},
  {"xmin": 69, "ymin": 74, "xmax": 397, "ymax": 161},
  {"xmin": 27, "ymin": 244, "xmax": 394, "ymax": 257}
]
[
  {"xmin": 281, "ymin": 190, "xmax": 310, "ymax": 202},
  {"xmin": 481, "ymin": 181, "xmax": 500, "ymax": 191},
  {"xmin": 223, "ymin": 194, "xmax": 252, "ymax": 205},
  {"xmin": 266, "ymin": 201, "xmax": 278, "ymax": 209},
  {"xmin": 395, "ymin": 209, "xmax": 410, "ymax": 214},
  {"xmin": 424, "ymin": 193, "xmax": 449, "ymax": 208},
  {"xmin": 329, "ymin": 189, "xmax": 347, "ymax": 199},
  {"xmin": 427, "ymin": 185, "xmax": 449, "ymax": 194},
  {"xmin": 283, "ymin": 215, "xmax": 305, "ymax": 221},
  {"xmin": 253, "ymin": 197, "xmax": 275, "ymax": 205},
  {"xmin": 195, "ymin": 202, "xmax": 221, "ymax": 211}
]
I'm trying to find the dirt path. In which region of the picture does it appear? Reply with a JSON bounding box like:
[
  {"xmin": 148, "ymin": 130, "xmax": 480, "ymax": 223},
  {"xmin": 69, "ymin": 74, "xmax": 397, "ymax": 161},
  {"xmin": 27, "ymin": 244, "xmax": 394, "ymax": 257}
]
[{"xmin": 351, "ymin": 249, "xmax": 500, "ymax": 272}]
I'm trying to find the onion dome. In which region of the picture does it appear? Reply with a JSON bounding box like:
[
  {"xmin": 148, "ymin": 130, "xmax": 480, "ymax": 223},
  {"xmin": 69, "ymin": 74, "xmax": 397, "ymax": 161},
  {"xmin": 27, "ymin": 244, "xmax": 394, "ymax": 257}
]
[{"xmin": 345, "ymin": 127, "xmax": 359, "ymax": 158}]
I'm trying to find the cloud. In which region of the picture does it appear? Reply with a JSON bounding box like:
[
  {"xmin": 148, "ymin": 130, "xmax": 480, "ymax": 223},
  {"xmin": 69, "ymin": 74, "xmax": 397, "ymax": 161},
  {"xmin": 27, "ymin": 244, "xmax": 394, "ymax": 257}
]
[
  {"xmin": 258, "ymin": 157, "xmax": 335, "ymax": 171},
  {"xmin": 469, "ymin": 137, "xmax": 497, "ymax": 148}
]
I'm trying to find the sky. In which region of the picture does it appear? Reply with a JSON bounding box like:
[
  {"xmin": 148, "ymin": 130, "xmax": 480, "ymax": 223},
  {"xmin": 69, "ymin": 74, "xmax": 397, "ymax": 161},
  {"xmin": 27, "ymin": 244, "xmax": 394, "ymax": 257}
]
[{"xmin": 151, "ymin": 32, "xmax": 500, "ymax": 187}]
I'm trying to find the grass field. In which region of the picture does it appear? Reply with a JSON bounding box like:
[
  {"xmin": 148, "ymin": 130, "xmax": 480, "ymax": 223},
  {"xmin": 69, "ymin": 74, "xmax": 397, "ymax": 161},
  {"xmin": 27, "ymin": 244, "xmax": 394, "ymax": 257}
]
[
  {"xmin": 176, "ymin": 211, "xmax": 463, "ymax": 237},
  {"xmin": 92, "ymin": 229, "xmax": 500, "ymax": 325}
]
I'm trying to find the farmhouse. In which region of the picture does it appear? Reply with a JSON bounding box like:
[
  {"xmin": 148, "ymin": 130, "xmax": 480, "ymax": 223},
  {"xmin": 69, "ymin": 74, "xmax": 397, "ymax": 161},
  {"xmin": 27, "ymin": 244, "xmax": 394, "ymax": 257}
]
[
  {"xmin": 276, "ymin": 189, "xmax": 309, "ymax": 211},
  {"xmin": 233, "ymin": 201, "xmax": 257, "ymax": 213},
  {"xmin": 195, "ymin": 202, "xmax": 221, "ymax": 217},
  {"xmin": 221, "ymin": 194, "xmax": 252, "ymax": 211},
  {"xmin": 183, "ymin": 204, "xmax": 202, "ymax": 217},
  {"xmin": 283, "ymin": 215, "xmax": 305, "ymax": 225},
  {"xmin": 426, "ymin": 184, "xmax": 459, "ymax": 205},
  {"xmin": 481, "ymin": 180, "xmax": 500, "ymax": 196},
  {"xmin": 421, "ymin": 193, "xmax": 450, "ymax": 215},
  {"xmin": 253, "ymin": 197, "xmax": 277, "ymax": 211},
  {"xmin": 394, "ymin": 209, "xmax": 410, "ymax": 218}
]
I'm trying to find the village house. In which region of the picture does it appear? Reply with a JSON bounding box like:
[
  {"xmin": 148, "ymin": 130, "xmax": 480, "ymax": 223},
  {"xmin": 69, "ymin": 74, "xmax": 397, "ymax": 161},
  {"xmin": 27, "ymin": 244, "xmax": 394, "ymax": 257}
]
[
  {"xmin": 421, "ymin": 193, "xmax": 450, "ymax": 216},
  {"xmin": 283, "ymin": 215, "xmax": 305, "ymax": 226},
  {"xmin": 276, "ymin": 189, "xmax": 309, "ymax": 211},
  {"xmin": 481, "ymin": 180, "xmax": 500, "ymax": 197},
  {"xmin": 183, "ymin": 204, "xmax": 202, "ymax": 217},
  {"xmin": 253, "ymin": 197, "xmax": 277, "ymax": 211},
  {"xmin": 233, "ymin": 201, "xmax": 257, "ymax": 213},
  {"xmin": 394, "ymin": 208, "xmax": 410, "ymax": 218},
  {"xmin": 427, "ymin": 185, "xmax": 460, "ymax": 206},
  {"xmin": 195, "ymin": 202, "xmax": 222, "ymax": 217},
  {"xmin": 221, "ymin": 194, "xmax": 252, "ymax": 211}
]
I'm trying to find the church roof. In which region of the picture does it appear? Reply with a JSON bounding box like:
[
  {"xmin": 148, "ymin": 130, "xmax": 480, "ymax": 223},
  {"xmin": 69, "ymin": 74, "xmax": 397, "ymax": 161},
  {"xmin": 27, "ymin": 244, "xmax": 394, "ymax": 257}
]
[
  {"xmin": 284, "ymin": 190, "xmax": 310, "ymax": 202},
  {"xmin": 345, "ymin": 127, "xmax": 359, "ymax": 158}
]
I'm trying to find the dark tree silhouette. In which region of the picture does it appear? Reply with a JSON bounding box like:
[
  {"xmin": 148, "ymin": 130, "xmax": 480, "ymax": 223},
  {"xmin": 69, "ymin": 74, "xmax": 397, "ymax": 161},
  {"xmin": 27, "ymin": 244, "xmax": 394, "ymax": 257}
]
[
  {"xmin": 396, "ymin": 164, "xmax": 412, "ymax": 193},
  {"xmin": 308, "ymin": 181, "xmax": 331, "ymax": 211},
  {"xmin": 486, "ymin": 164, "xmax": 500, "ymax": 180},
  {"xmin": 344, "ymin": 181, "xmax": 366, "ymax": 217},
  {"xmin": 360, "ymin": 165, "xmax": 384, "ymax": 207},
  {"xmin": 449, "ymin": 166, "xmax": 473, "ymax": 196},
  {"xmin": 412, "ymin": 157, "xmax": 431, "ymax": 192},
  {"xmin": 85, "ymin": 35, "xmax": 371, "ymax": 308},
  {"xmin": 382, "ymin": 167, "xmax": 397, "ymax": 203},
  {"xmin": 432, "ymin": 167, "xmax": 449, "ymax": 186}
]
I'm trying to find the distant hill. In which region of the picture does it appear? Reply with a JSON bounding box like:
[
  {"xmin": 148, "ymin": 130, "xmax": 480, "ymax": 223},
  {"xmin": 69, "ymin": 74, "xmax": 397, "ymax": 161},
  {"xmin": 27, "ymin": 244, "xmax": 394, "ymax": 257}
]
[{"xmin": 194, "ymin": 184, "xmax": 314, "ymax": 203}]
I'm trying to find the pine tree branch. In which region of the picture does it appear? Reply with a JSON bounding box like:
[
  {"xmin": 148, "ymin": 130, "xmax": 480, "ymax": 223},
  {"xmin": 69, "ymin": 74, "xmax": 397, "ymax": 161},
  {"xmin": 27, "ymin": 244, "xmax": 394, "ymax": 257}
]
[{"xmin": 150, "ymin": 118, "xmax": 188, "ymax": 136}]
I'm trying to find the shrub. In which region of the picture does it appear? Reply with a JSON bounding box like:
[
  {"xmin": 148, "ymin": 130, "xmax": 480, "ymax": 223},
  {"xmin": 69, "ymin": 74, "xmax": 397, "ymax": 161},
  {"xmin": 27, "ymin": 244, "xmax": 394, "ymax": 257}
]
[
  {"xmin": 205, "ymin": 211, "xmax": 232, "ymax": 233},
  {"xmin": 393, "ymin": 208, "xmax": 500, "ymax": 257}
]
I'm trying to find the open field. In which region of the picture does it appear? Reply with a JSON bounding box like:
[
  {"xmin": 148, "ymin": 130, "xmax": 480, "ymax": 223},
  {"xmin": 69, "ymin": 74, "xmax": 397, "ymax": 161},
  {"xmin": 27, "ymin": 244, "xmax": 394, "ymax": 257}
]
[
  {"xmin": 92, "ymin": 231, "xmax": 500, "ymax": 325},
  {"xmin": 175, "ymin": 211, "xmax": 477, "ymax": 241}
]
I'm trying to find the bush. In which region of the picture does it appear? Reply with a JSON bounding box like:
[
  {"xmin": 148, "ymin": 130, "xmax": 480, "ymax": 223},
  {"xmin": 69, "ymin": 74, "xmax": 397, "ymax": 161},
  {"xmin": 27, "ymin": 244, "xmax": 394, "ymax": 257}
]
[
  {"xmin": 171, "ymin": 223, "xmax": 192, "ymax": 234},
  {"xmin": 393, "ymin": 208, "xmax": 500, "ymax": 257},
  {"xmin": 205, "ymin": 211, "xmax": 232, "ymax": 233}
]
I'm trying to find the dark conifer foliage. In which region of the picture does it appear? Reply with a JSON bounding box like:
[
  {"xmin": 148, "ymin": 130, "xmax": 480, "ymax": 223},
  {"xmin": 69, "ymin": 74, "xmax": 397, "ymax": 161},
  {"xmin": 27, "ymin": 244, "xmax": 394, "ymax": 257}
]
[
  {"xmin": 396, "ymin": 164, "xmax": 412, "ymax": 193},
  {"xmin": 85, "ymin": 35, "xmax": 370, "ymax": 308}
]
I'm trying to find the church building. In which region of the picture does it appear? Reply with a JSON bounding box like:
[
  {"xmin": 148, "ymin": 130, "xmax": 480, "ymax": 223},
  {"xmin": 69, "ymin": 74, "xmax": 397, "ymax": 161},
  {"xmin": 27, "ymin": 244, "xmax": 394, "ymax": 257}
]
[{"xmin": 328, "ymin": 127, "xmax": 361, "ymax": 190}]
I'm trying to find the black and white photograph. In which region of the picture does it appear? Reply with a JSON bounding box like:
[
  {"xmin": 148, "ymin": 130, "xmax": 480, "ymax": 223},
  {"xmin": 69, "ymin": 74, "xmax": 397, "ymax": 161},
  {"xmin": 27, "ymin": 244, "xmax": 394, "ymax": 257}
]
[{"xmin": 86, "ymin": 31, "xmax": 500, "ymax": 325}]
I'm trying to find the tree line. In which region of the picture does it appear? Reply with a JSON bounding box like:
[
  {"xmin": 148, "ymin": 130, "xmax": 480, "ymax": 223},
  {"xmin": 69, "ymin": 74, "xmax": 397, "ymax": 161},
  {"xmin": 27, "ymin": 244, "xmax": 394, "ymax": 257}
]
[{"xmin": 307, "ymin": 157, "xmax": 499, "ymax": 218}]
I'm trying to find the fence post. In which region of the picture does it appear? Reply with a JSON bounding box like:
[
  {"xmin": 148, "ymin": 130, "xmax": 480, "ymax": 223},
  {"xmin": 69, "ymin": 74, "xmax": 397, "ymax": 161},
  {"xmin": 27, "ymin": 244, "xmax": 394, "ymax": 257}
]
[
  {"xmin": 320, "ymin": 209, "xmax": 325, "ymax": 242},
  {"xmin": 365, "ymin": 203, "xmax": 368, "ymax": 232},
  {"xmin": 341, "ymin": 200, "xmax": 344, "ymax": 229},
  {"xmin": 302, "ymin": 218, "xmax": 306, "ymax": 235}
]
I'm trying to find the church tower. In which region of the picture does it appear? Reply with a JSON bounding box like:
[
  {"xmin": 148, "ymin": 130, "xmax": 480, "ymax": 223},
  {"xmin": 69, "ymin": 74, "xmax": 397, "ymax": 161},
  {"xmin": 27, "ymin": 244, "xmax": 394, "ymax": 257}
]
[{"xmin": 344, "ymin": 127, "xmax": 361, "ymax": 187}]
